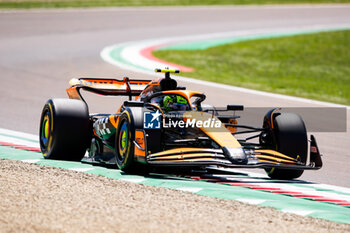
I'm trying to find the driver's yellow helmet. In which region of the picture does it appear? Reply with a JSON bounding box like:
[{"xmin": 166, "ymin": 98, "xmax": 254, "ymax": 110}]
[{"xmin": 163, "ymin": 95, "xmax": 188, "ymax": 112}]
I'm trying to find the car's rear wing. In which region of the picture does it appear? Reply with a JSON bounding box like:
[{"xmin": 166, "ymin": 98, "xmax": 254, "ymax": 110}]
[{"xmin": 66, "ymin": 77, "xmax": 151, "ymax": 101}]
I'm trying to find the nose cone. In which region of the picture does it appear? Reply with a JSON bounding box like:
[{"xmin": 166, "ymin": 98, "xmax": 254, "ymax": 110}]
[{"xmin": 222, "ymin": 147, "xmax": 248, "ymax": 165}]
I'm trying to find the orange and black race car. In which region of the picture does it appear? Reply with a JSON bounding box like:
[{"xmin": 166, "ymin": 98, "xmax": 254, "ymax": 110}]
[{"xmin": 39, "ymin": 69, "xmax": 322, "ymax": 179}]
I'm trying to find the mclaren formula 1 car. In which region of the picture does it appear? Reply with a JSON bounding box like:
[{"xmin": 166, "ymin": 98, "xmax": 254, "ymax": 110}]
[{"xmin": 39, "ymin": 69, "xmax": 322, "ymax": 179}]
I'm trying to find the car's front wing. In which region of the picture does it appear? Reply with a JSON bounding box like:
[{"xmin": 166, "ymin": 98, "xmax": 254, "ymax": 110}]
[{"xmin": 146, "ymin": 135, "xmax": 322, "ymax": 171}]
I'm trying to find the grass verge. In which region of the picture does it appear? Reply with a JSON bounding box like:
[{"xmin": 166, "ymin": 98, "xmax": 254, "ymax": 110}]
[
  {"xmin": 153, "ymin": 30, "xmax": 350, "ymax": 105},
  {"xmin": 0, "ymin": 0, "xmax": 350, "ymax": 9}
]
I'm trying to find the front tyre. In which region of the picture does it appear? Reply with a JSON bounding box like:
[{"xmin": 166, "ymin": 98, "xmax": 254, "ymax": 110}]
[
  {"xmin": 115, "ymin": 111, "xmax": 136, "ymax": 172},
  {"xmin": 39, "ymin": 99, "xmax": 90, "ymax": 161},
  {"xmin": 265, "ymin": 113, "xmax": 308, "ymax": 180}
]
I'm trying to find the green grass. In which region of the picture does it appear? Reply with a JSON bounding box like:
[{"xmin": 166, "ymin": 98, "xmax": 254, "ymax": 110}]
[
  {"xmin": 0, "ymin": 0, "xmax": 350, "ymax": 9},
  {"xmin": 153, "ymin": 30, "xmax": 350, "ymax": 105}
]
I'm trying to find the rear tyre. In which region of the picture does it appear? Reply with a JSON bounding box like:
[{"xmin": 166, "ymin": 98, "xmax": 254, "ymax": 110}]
[
  {"xmin": 265, "ymin": 113, "xmax": 307, "ymax": 180},
  {"xmin": 39, "ymin": 99, "xmax": 90, "ymax": 161},
  {"xmin": 115, "ymin": 111, "xmax": 136, "ymax": 172}
]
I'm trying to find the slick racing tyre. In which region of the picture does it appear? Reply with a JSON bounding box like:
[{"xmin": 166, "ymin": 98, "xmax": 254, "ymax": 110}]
[
  {"xmin": 39, "ymin": 99, "xmax": 90, "ymax": 161},
  {"xmin": 115, "ymin": 111, "xmax": 136, "ymax": 172},
  {"xmin": 265, "ymin": 113, "xmax": 308, "ymax": 180}
]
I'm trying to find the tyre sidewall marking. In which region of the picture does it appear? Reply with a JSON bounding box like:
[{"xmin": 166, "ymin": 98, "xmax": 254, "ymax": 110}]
[
  {"xmin": 119, "ymin": 111, "xmax": 132, "ymax": 168},
  {"xmin": 46, "ymin": 103, "xmax": 54, "ymax": 155}
]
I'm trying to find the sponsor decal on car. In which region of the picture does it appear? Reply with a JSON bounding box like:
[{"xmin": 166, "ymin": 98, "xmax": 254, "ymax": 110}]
[{"xmin": 163, "ymin": 117, "xmax": 221, "ymax": 128}]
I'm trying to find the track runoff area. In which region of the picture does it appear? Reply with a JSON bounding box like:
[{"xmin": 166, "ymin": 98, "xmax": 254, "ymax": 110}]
[{"xmin": 1, "ymin": 127, "xmax": 350, "ymax": 224}]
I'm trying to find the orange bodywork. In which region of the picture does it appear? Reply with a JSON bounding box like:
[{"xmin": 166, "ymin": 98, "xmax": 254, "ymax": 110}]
[
  {"xmin": 69, "ymin": 78, "xmax": 150, "ymax": 91},
  {"xmin": 254, "ymin": 149, "xmax": 298, "ymax": 165},
  {"xmin": 109, "ymin": 115, "xmax": 119, "ymax": 128},
  {"xmin": 149, "ymin": 148, "xmax": 218, "ymax": 162},
  {"xmin": 255, "ymin": 149, "xmax": 298, "ymax": 161},
  {"xmin": 150, "ymin": 148, "xmax": 216, "ymax": 156},
  {"xmin": 151, "ymin": 154, "xmax": 215, "ymax": 160},
  {"xmin": 66, "ymin": 86, "xmax": 81, "ymax": 100},
  {"xmin": 134, "ymin": 130, "xmax": 146, "ymax": 163},
  {"xmin": 226, "ymin": 118, "xmax": 238, "ymax": 133},
  {"xmin": 183, "ymin": 111, "xmax": 241, "ymax": 148}
]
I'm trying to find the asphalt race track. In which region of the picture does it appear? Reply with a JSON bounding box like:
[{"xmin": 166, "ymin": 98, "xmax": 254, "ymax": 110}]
[{"xmin": 0, "ymin": 5, "xmax": 349, "ymax": 188}]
